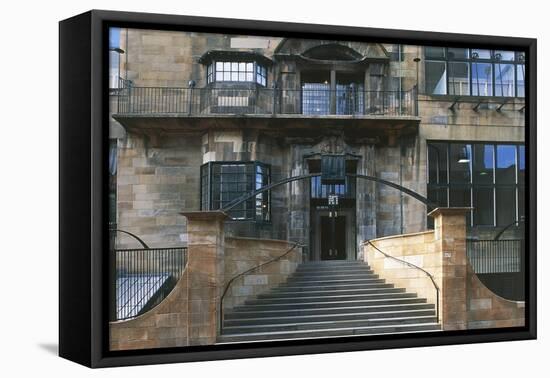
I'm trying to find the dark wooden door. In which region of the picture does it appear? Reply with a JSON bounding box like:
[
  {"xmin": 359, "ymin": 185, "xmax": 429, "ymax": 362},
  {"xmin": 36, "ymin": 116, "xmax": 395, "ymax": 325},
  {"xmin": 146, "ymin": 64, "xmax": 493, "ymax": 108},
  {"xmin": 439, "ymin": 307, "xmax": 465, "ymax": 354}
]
[{"xmin": 320, "ymin": 215, "xmax": 346, "ymax": 260}]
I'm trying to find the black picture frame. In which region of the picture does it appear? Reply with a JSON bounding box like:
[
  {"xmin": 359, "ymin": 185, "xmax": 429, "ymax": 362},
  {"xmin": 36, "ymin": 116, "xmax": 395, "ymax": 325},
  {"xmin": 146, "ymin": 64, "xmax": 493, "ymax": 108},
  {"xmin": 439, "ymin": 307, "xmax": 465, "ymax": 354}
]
[{"xmin": 59, "ymin": 9, "xmax": 537, "ymax": 368}]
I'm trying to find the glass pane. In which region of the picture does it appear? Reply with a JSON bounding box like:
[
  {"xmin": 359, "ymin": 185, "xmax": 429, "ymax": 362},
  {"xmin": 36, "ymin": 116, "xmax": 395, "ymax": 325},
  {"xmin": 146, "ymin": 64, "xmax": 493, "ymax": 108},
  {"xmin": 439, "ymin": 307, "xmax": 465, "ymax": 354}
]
[
  {"xmin": 494, "ymin": 50, "xmax": 515, "ymax": 61},
  {"xmin": 448, "ymin": 48, "xmax": 469, "ymax": 60},
  {"xmin": 449, "ymin": 144, "xmax": 472, "ymax": 183},
  {"xmin": 495, "ymin": 63, "xmax": 515, "ymax": 96},
  {"xmin": 428, "ymin": 186, "xmax": 448, "ymax": 207},
  {"xmin": 428, "ymin": 143, "xmax": 448, "ymax": 184},
  {"xmin": 223, "ymin": 62, "xmax": 231, "ymax": 71},
  {"xmin": 231, "ymin": 62, "xmax": 238, "ymax": 71},
  {"xmin": 425, "ymin": 47, "xmax": 446, "ymax": 59},
  {"xmin": 426, "ymin": 61, "xmax": 447, "ymax": 95},
  {"xmin": 239, "ymin": 62, "xmax": 246, "ymax": 71},
  {"xmin": 516, "ymin": 64, "xmax": 525, "ymax": 97},
  {"xmin": 216, "ymin": 72, "xmax": 223, "ymax": 81},
  {"xmin": 497, "ymin": 188, "xmax": 516, "ymax": 226},
  {"xmin": 474, "ymin": 187, "xmax": 494, "ymax": 226},
  {"xmin": 238, "ymin": 72, "xmax": 246, "ymax": 81},
  {"xmin": 471, "ymin": 49, "xmax": 491, "ymax": 59},
  {"xmin": 496, "ymin": 145, "xmax": 517, "ymax": 184},
  {"xmin": 518, "ymin": 145, "xmax": 526, "ymax": 184},
  {"xmin": 216, "ymin": 62, "xmax": 223, "ymax": 70},
  {"xmin": 473, "ymin": 144, "xmax": 494, "ymax": 184},
  {"xmin": 246, "ymin": 63, "xmax": 253, "ymax": 72},
  {"xmin": 223, "ymin": 72, "xmax": 230, "ymax": 81},
  {"xmin": 449, "ymin": 186, "xmax": 471, "ymax": 207},
  {"xmin": 472, "ymin": 62, "xmax": 493, "ymax": 96},
  {"xmin": 246, "ymin": 72, "xmax": 253, "ymax": 81},
  {"xmin": 302, "ymin": 82, "xmax": 331, "ymax": 115},
  {"xmin": 518, "ymin": 186, "xmax": 525, "ymax": 220},
  {"xmin": 448, "ymin": 62, "xmax": 470, "ymax": 95},
  {"xmin": 231, "ymin": 72, "xmax": 238, "ymax": 81}
]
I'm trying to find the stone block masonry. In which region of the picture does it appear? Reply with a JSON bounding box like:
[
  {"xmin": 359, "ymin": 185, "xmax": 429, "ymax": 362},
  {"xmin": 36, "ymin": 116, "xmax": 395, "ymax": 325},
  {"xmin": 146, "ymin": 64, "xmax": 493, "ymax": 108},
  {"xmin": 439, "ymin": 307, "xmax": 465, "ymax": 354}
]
[
  {"xmin": 363, "ymin": 207, "xmax": 525, "ymax": 331},
  {"xmin": 110, "ymin": 211, "xmax": 302, "ymax": 350}
]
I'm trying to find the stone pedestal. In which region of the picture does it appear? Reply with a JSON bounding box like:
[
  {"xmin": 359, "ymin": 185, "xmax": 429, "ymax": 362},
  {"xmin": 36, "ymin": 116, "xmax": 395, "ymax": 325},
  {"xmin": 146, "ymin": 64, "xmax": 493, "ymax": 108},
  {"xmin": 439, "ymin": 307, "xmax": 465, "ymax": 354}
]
[
  {"xmin": 428, "ymin": 207, "xmax": 471, "ymax": 330},
  {"xmin": 181, "ymin": 211, "xmax": 228, "ymax": 345}
]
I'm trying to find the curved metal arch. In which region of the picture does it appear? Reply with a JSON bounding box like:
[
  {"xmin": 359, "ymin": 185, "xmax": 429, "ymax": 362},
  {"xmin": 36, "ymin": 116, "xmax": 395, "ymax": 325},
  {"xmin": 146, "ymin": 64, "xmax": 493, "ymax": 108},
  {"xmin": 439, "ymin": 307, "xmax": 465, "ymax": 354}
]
[
  {"xmin": 221, "ymin": 173, "xmax": 436, "ymax": 214},
  {"xmin": 110, "ymin": 228, "xmax": 150, "ymax": 249}
]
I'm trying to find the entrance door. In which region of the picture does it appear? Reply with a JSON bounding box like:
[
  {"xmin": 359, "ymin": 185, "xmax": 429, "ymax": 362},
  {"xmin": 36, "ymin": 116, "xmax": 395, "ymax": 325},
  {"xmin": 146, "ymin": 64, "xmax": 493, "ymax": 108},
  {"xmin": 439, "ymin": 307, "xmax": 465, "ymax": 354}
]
[{"xmin": 320, "ymin": 215, "xmax": 346, "ymax": 260}]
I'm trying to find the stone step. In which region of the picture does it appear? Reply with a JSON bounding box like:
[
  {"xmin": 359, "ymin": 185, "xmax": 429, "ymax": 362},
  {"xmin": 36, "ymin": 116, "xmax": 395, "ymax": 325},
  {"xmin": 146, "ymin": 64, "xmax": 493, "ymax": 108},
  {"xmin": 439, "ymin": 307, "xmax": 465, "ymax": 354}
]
[
  {"xmin": 273, "ymin": 282, "xmax": 395, "ymax": 291},
  {"xmin": 283, "ymin": 278, "xmax": 386, "ymax": 286},
  {"xmin": 224, "ymin": 309, "xmax": 437, "ymax": 326},
  {"xmin": 292, "ymin": 269, "xmax": 376, "ymax": 276},
  {"xmin": 223, "ymin": 315, "xmax": 438, "ymax": 334},
  {"xmin": 232, "ymin": 297, "xmax": 428, "ymax": 312},
  {"xmin": 288, "ymin": 273, "xmax": 379, "ymax": 281},
  {"xmin": 295, "ymin": 265, "xmax": 372, "ymax": 271},
  {"xmin": 217, "ymin": 323, "xmax": 442, "ymax": 343},
  {"xmin": 224, "ymin": 303, "xmax": 436, "ymax": 319},
  {"xmin": 248, "ymin": 292, "xmax": 418, "ymax": 304},
  {"xmin": 257, "ymin": 287, "xmax": 407, "ymax": 299},
  {"xmin": 298, "ymin": 261, "xmax": 367, "ymax": 267}
]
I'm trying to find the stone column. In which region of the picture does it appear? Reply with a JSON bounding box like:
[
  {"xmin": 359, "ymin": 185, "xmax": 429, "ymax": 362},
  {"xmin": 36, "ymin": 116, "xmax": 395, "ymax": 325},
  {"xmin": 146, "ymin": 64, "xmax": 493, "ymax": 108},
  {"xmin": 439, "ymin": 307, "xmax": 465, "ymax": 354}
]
[
  {"xmin": 428, "ymin": 207, "xmax": 471, "ymax": 330},
  {"xmin": 180, "ymin": 211, "xmax": 228, "ymax": 345}
]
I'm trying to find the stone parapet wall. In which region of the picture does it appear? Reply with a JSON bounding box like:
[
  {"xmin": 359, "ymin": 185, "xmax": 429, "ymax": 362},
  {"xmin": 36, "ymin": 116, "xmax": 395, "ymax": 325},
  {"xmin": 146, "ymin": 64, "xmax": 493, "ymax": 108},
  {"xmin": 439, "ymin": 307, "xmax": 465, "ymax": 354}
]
[
  {"xmin": 466, "ymin": 265, "xmax": 525, "ymax": 329},
  {"xmin": 223, "ymin": 237, "xmax": 302, "ymax": 311},
  {"xmin": 363, "ymin": 230, "xmax": 440, "ymax": 311},
  {"xmin": 110, "ymin": 268, "xmax": 190, "ymax": 350},
  {"xmin": 110, "ymin": 212, "xmax": 301, "ymax": 350},
  {"xmin": 363, "ymin": 207, "xmax": 525, "ymax": 331}
]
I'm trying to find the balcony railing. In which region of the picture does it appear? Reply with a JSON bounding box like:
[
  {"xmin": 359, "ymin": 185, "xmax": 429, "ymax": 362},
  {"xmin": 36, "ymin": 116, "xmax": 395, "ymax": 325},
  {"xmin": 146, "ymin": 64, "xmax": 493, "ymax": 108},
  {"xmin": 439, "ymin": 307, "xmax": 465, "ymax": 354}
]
[
  {"xmin": 116, "ymin": 85, "xmax": 418, "ymax": 117},
  {"xmin": 466, "ymin": 239, "xmax": 523, "ymax": 274}
]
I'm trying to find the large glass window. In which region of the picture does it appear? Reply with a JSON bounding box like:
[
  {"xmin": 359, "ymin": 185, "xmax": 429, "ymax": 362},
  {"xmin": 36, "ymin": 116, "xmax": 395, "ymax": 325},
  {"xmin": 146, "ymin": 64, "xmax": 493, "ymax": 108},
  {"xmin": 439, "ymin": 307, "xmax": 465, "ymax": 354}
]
[
  {"xmin": 448, "ymin": 62, "xmax": 469, "ymax": 95},
  {"xmin": 517, "ymin": 63, "xmax": 526, "ymax": 97},
  {"xmin": 425, "ymin": 61, "xmax": 447, "ymax": 95},
  {"xmin": 495, "ymin": 63, "xmax": 515, "ymax": 97},
  {"xmin": 424, "ymin": 48, "xmax": 525, "ymax": 97},
  {"xmin": 428, "ymin": 142, "xmax": 525, "ymax": 228},
  {"xmin": 496, "ymin": 145, "xmax": 517, "ymax": 184},
  {"xmin": 200, "ymin": 161, "xmax": 270, "ymax": 221},
  {"xmin": 207, "ymin": 61, "xmax": 267, "ymax": 86},
  {"xmin": 471, "ymin": 62, "xmax": 493, "ymax": 96}
]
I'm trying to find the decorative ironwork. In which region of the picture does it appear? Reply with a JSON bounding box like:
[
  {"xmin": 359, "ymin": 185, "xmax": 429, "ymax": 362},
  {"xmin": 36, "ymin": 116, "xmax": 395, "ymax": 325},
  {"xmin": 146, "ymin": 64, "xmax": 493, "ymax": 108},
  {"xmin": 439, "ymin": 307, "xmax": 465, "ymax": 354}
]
[
  {"xmin": 116, "ymin": 85, "xmax": 418, "ymax": 117},
  {"xmin": 221, "ymin": 173, "xmax": 436, "ymax": 219}
]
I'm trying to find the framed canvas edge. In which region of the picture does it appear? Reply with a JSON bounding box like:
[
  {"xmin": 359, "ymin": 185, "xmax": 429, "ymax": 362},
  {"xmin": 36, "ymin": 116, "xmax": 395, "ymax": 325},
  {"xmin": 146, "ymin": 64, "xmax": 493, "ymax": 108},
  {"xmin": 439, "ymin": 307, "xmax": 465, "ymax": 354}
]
[{"xmin": 59, "ymin": 9, "xmax": 537, "ymax": 368}]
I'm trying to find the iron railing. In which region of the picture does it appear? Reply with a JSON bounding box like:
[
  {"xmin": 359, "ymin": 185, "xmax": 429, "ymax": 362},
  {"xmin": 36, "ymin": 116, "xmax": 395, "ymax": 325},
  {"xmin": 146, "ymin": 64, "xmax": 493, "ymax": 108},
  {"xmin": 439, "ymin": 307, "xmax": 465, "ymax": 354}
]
[
  {"xmin": 116, "ymin": 85, "xmax": 418, "ymax": 117},
  {"xmin": 467, "ymin": 239, "xmax": 523, "ymax": 274},
  {"xmin": 365, "ymin": 240, "xmax": 440, "ymax": 322},
  {"xmin": 114, "ymin": 247, "xmax": 188, "ymax": 320}
]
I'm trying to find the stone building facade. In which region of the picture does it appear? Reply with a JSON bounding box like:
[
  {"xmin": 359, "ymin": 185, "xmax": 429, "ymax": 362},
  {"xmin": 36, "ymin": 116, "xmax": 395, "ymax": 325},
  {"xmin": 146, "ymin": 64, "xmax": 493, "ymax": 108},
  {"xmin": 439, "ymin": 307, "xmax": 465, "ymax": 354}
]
[{"xmin": 109, "ymin": 28, "xmax": 525, "ymax": 261}]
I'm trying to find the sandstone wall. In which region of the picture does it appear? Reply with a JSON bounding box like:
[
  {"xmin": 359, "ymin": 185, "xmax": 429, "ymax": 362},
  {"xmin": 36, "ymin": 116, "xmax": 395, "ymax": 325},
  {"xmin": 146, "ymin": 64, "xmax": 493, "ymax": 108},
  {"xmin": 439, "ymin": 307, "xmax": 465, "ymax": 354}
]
[
  {"xmin": 363, "ymin": 208, "xmax": 525, "ymax": 331},
  {"xmin": 223, "ymin": 237, "xmax": 302, "ymax": 311}
]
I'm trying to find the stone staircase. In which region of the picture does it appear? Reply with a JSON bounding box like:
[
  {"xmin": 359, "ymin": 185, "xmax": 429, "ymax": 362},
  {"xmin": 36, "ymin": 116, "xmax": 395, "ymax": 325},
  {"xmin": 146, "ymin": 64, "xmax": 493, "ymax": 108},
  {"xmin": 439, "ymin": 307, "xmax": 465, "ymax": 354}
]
[{"xmin": 218, "ymin": 260, "xmax": 440, "ymax": 343}]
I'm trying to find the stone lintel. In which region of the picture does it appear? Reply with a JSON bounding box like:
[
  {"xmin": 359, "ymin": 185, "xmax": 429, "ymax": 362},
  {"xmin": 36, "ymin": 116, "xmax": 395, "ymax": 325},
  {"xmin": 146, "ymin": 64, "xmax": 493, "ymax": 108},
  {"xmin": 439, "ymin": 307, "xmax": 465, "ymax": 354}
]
[{"xmin": 180, "ymin": 210, "xmax": 229, "ymax": 222}]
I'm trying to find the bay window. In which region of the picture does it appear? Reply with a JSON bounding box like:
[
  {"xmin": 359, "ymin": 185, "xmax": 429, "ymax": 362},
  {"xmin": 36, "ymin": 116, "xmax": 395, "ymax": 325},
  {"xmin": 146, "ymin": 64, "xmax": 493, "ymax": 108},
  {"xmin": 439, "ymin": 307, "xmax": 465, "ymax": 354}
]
[
  {"xmin": 206, "ymin": 60, "xmax": 267, "ymax": 86},
  {"xmin": 200, "ymin": 161, "xmax": 271, "ymax": 221}
]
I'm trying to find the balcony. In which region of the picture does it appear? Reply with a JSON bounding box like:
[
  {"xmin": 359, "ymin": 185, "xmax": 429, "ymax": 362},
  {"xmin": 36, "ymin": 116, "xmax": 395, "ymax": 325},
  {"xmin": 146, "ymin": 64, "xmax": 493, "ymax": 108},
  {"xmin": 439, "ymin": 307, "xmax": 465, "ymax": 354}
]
[{"xmin": 113, "ymin": 85, "xmax": 420, "ymax": 134}]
